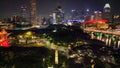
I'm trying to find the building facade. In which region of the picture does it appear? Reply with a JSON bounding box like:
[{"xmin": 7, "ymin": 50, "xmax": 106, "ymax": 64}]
[{"xmin": 103, "ymin": 3, "xmax": 112, "ymax": 22}]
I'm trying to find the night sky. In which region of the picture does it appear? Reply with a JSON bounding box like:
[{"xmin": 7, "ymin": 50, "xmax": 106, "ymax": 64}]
[{"xmin": 0, "ymin": 0, "xmax": 120, "ymax": 17}]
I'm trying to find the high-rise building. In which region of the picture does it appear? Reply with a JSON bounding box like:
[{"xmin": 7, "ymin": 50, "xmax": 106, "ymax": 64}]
[
  {"xmin": 21, "ymin": 4, "xmax": 27, "ymax": 18},
  {"xmin": 94, "ymin": 11, "xmax": 102, "ymax": 20},
  {"xmin": 103, "ymin": 3, "xmax": 112, "ymax": 22},
  {"xmin": 55, "ymin": 6, "xmax": 64, "ymax": 24},
  {"xmin": 20, "ymin": 4, "xmax": 27, "ymax": 22},
  {"xmin": 53, "ymin": 13, "xmax": 57, "ymax": 24},
  {"xmin": 30, "ymin": 0, "xmax": 37, "ymax": 25}
]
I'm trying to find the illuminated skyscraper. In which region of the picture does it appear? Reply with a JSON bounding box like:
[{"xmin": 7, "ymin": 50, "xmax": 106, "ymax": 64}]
[
  {"xmin": 30, "ymin": 0, "xmax": 37, "ymax": 25},
  {"xmin": 94, "ymin": 11, "xmax": 102, "ymax": 20},
  {"xmin": 21, "ymin": 4, "xmax": 27, "ymax": 22},
  {"xmin": 21, "ymin": 4, "xmax": 27, "ymax": 18},
  {"xmin": 104, "ymin": 3, "xmax": 111, "ymax": 12},
  {"xmin": 55, "ymin": 6, "xmax": 64, "ymax": 24},
  {"xmin": 103, "ymin": 3, "xmax": 112, "ymax": 22}
]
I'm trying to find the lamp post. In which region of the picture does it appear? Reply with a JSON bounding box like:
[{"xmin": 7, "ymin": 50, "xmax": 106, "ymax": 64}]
[{"xmin": 43, "ymin": 58, "xmax": 45, "ymax": 68}]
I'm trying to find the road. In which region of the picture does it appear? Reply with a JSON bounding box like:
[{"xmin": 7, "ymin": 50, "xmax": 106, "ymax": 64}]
[{"xmin": 84, "ymin": 28, "xmax": 120, "ymax": 35}]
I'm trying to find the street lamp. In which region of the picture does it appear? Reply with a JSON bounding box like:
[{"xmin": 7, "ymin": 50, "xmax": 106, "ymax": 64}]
[{"xmin": 43, "ymin": 58, "xmax": 45, "ymax": 68}]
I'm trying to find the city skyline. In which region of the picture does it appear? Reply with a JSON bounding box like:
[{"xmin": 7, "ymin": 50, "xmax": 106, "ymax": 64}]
[{"xmin": 0, "ymin": 0, "xmax": 120, "ymax": 17}]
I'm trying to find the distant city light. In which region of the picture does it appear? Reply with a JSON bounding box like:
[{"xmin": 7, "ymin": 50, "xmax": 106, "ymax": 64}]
[
  {"xmin": 67, "ymin": 22, "xmax": 73, "ymax": 26},
  {"xmin": 67, "ymin": 19, "xmax": 85, "ymax": 22},
  {"xmin": 94, "ymin": 11, "xmax": 97, "ymax": 13},
  {"xmin": 94, "ymin": 11, "xmax": 102, "ymax": 13},
  {"xmin": 86, "ymin": 9, "xmax": 90, "ymax": 12},
  {"xmin": 71, "ymin": 10, "xmax": 75, "ymax": 12}
]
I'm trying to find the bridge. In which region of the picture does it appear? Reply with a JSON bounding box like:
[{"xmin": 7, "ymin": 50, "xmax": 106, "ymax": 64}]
[
  {"xmin": 84, "ymin": 28, "xmax": 120, "ymax": 35},
  {"xmin": 84, "ymin": 27, "xmax": 120, "ymax": 49}
]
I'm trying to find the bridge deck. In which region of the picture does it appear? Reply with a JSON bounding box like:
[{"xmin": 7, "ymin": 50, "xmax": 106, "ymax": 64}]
[{"xmin": 84, "ymin": 28, "xmax": 120, "ymax": 35}]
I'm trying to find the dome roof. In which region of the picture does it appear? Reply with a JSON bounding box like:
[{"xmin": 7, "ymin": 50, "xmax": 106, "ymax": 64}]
[{"xmin": 104, "ymin": 3, "xmax": 110, "ymax": 8}]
